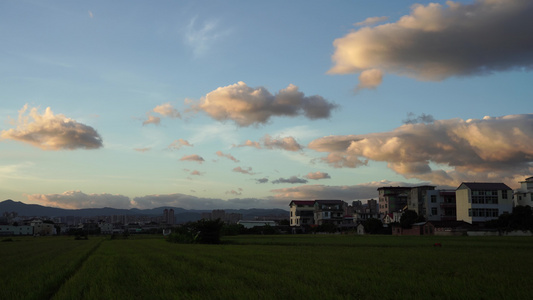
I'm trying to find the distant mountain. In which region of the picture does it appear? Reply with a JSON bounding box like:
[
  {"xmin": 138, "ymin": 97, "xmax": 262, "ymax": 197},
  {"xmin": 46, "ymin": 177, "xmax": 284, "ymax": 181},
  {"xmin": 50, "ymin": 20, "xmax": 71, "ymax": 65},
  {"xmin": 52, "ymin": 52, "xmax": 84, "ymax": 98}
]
[{"xmin": 0, "ymin": 200, "xmax": 288, "ymax": 223}]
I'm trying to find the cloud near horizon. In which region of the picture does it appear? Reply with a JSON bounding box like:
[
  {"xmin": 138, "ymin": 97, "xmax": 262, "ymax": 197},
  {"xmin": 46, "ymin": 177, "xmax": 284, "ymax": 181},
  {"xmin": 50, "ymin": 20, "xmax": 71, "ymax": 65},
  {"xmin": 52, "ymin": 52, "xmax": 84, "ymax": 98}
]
[
  {"xmin": 191, "ymin": 81, "xmax": 337, "ymax": 126},
  {"xmin": 308, "ymin": 114, "xmax": 533, "ymax": 187},
  {"xmin": 329, "ymin": 0, "xmax": 533, "ymax": 89},
  {"xmin": 1, "ymin": 104, "xmax": 103, "ymax": 150},
  {"xmin": 270, "ymin": 180, "xmax": 442, "ymax": 201},
  {"xmin": 26, "ymin": 191, "xmax": 132, "ymax": 209}
]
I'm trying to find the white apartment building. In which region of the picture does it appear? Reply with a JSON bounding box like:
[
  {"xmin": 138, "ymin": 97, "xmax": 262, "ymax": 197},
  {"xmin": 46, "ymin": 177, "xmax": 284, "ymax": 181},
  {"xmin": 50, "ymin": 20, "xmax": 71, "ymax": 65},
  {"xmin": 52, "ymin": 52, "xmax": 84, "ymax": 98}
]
[
  {"xmin": 514, "ymin": 176, "xmax": 533, "ymax": 207},
  {"xmin": 456, "ymin": 182, "xmax": 513, "ymax": 224}
]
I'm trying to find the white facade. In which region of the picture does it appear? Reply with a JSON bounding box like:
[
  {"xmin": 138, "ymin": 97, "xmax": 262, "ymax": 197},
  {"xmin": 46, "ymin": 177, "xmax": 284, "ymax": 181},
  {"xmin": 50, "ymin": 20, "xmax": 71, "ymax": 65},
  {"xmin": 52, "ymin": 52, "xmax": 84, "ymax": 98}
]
[
  {"xmin": 456, "ymin": 182, "xmax": 513, "ymax": 224},
  {"xmin": 0, "ymin": 225, "xmax": 33, "ymax": 236},
  {"xmin": 514, "ymin": 177, "xmax": 533, "ymax": 207},
  {"xmin": 289, "ymin": 200, "xmax": 315, "ymax": 227},
  {"xmin": 425, "ymin": 190, "xmax": 456, "ymax": 222},
  {"xmin": 237, "ymin": 220, "xmax": 276, "ymax": 229}
]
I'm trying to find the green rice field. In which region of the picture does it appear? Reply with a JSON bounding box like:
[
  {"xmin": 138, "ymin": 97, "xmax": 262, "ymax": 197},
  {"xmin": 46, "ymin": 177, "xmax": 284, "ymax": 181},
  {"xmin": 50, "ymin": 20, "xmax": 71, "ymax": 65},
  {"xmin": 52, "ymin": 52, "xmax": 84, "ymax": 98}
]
[{"xmin": 1, "ymin": 234, "xmax": 532, "ymax": 299}]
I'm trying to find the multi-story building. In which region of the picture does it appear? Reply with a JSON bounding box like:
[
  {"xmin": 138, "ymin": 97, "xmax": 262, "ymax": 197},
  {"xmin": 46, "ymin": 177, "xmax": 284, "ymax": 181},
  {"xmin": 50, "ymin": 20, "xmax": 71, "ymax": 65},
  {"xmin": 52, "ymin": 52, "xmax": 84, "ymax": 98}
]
[
  {"xmin": 425, "ymin": 190, "xmax": 456, "ymax": 222},
  {"xmin": 163, "ymin": 209, "xmax": 175, "ymax": 225},
  {"xmin": 314, "ymin": 200, "xmax": 346, "ymax": 226},
  {"xmin": 514, "ymin": 176, "xmax": 533, "ymax": 207},
  {"xmin": 408, "ymin": 186, "xmax": 436, "ymax": 217},
  {"xmin": 289, "ymin": 200, "xmax": 315, "ymax": 227},
  {"xmin": 378, "ymin": 186, "xmax": 411, "ymax": 215},
  {"xmin": 456, "ymin": 182, "xmax": 513, "ymax": 224}
]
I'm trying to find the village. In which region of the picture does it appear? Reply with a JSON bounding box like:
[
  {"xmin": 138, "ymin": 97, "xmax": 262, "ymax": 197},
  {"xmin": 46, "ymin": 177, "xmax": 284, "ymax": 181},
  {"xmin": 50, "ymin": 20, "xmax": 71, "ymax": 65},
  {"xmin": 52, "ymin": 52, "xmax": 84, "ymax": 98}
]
[{"xmin": 1, "ymin": 176, "xmax": 532, "ymax": 237}]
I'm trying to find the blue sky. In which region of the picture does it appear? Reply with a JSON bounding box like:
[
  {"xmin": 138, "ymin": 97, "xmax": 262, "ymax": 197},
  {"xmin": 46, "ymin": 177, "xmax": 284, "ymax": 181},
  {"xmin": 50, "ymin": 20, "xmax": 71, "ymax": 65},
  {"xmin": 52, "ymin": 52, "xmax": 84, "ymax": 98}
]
[{"xmin": 1, "ymin": 0, "xmax": 532, "ymax": 210}]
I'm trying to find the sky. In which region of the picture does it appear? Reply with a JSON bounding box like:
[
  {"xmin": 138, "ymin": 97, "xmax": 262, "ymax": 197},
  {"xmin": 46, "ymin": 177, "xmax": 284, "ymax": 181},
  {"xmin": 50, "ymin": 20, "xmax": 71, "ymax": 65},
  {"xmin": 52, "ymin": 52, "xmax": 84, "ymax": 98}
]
[{"xmin": 1, "ymin": 0, "xmax": 532, "ymax": 210}]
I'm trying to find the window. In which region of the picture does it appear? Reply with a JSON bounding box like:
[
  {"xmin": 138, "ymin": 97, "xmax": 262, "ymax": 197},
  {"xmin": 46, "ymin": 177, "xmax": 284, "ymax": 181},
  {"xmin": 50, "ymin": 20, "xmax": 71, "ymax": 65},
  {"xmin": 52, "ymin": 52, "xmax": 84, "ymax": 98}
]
[
  {"xmin": 431, "ymin": 208, "xmax": 438, "ymax": 215},
  {"xmin": 468, "ymin": 209, "xmax": 472, "ymax": 217},
  {"xmin": 431, "ymin": 195, "xmax": 436, "ymax": 203},
  {"xmin": 502, "ymin": 191, "xmax": 508, "ymax": 199}
]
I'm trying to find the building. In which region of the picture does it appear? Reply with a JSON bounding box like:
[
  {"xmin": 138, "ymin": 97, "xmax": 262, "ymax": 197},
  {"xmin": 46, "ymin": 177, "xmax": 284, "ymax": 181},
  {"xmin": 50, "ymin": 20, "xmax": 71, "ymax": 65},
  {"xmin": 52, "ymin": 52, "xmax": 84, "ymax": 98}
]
[
  {"xmin": 425, "ymin": 190, "xmax": 456, "ymax": 222},
  {"xmin": 289, "ymin": 200, "xmax": 315, "ymax": 227},
  {"xmin": 30, "ymin": 219, "xmax": 55, "ymax": 236},
  {"xmin": 456, "ymin": 182, "xmax": 513, "ymax": 224},
  {"xmin": 0, "ymin": 225, "xmax": 33, "ymax": 236},
  {"xmin": 392, "ymin": 221, "xmax": 435, "ymax": 236},
  {"xmin": 514, "ymin": 176, "xmax": 533, "ymax": 207},
  {"xmin": 313, "ymin": 200, "xmax": 346, "ymax": 226},
  {"xmin": 237, "ymin": 220, "xmax": 276, "ymax": 229},
  {"xmin": 378, "ymin": 187, "xmax": 411, "ymax": 215},
  {"xmin": 163, "ymin": 209, "xmax": 175, "ymax": 225},
  {"xmin": 408, "ymin": 186, "xmax": 436, "ymax": 217}
]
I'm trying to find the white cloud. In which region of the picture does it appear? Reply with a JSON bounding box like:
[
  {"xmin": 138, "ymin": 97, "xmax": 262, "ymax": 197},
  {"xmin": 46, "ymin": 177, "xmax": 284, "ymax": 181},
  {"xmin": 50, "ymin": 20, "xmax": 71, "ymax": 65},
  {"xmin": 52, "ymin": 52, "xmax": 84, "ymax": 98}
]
[
  {"xmin": 329, "ymin": 0, "xmax": 533, "ymax": 88},
  {"xmin": 184, "ymin": 17, "xmax": 230, "ymax": 57},
  {"xmin": 1, "ymin": 104, "xmax": 103, "ymax": 150},
  {"xmin": 308, "ymin": 114, "xmax": 533, "ymax": 187},
  {"xmin": 192, "ymin": 82, "xmax": 337, "ymax": 127},
  {"xmin": 354, "ymin": 16, "xmax": 388, "ymax": 27},
  {"xmin": 356, "ymin": 69, "xmax": 383, "ymax": 91}
]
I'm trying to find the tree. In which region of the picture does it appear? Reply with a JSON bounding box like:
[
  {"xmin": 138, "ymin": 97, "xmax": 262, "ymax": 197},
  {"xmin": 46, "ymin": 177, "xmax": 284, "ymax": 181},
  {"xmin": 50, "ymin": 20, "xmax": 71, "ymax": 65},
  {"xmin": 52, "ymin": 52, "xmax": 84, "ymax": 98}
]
[
  {"xmin": 400, "ymin": 210, "xmax": 423, "ymax": 229},
  {"xmin": 363, "ymin": 218, "xmax": 383, "ymax": 234}
]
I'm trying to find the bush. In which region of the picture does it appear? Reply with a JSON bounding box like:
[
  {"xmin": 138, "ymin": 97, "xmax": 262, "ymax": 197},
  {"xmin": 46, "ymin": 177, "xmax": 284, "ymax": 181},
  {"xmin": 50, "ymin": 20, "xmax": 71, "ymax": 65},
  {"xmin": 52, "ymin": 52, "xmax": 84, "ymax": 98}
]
[{"xmin": 167, "ymin": 219, "xmax": 224, "ymax": 244}]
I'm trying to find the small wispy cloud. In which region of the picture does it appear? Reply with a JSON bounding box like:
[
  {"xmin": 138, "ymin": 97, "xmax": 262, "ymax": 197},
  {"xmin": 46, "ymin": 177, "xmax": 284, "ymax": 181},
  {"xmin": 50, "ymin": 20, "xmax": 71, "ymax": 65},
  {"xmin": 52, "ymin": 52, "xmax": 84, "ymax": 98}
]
[
  {"xmin": 179, "ymin": 154, "xmax": 205, "ymax": 163},
  {"xmin": 168, "ymin": 139, "xmax": 193, "ymax": 150},
  {"xmin": 232, "ymin": 166, "xmax": 255, "ymax": 175},
  {"xmin": 184, "ymin": 17, "xmax": 231, "ymax": 57},
  {"xmin": 215, "ymin": 151, "xmax": 239, "ymax": 162}
]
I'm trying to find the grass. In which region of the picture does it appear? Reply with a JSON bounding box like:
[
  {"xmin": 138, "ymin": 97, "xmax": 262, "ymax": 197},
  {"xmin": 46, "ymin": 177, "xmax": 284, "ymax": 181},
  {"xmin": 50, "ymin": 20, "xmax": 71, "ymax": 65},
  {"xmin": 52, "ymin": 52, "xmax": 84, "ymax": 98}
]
[{"xmin": 2, "ymin": 234, "xmax": 532, "ymax": 299}]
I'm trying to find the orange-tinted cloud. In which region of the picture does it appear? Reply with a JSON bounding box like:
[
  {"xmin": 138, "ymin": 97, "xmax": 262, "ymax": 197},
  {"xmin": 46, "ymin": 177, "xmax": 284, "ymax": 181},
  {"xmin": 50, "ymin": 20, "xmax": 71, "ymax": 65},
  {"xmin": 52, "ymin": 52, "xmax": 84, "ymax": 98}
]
[
  {"xmin": 1, "ymin": 104, "xmax": 103, "ymax": 150},
  {"xmin": 192, "ymin": 81, "xmax": 337, "ymax": 126}
]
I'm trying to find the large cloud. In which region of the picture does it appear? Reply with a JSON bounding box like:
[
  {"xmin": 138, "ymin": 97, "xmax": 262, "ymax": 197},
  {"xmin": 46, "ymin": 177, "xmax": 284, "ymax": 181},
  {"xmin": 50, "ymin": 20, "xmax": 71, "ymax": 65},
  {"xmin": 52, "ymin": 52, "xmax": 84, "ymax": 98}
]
[
  {"xmin": 1, "ymin": 105, "xmax": 103, "ymax": 150},
  {"xmin": 236, "ymin": 134, "xmax": 303, "ymax": 151},
  {"xmin": 192, "ymin": 81, "xmax": 337, "ymax": 126},
  {"xmin": 26, "ymin": 191, "xmax": 132, "ymax": 209},
  {"xmin": 329, "ymin": 0, "xmax": 533, "ymax": 88},
  {"xmin": 133, "ymin": 193, "xmax": 286, "ymax": 210},
  {"xmin": 308, "ymin": 114, "xmax": 533, "ymax": 187},
  {"xmin": 271, "ymin": 180, "xmax": 426, "ymax": 201}
]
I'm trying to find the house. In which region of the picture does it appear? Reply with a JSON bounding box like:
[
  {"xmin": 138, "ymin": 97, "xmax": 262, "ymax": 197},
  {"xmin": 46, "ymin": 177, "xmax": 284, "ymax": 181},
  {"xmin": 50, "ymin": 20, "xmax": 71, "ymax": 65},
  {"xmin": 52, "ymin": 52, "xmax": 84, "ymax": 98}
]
[
  {"xmin": 514, "ymin": 176, "xmax": 533, "ymax": 207},
  {"xmin": 378, "ymin": 186, "xmax": 411, "ymax": 215},
  {"xmin": 30, "ymin": 219, "xmax": 55, "ymax": 236},
  {"xmin": 289, "ymin": 200, "xmax": 315, "ymax": 227},
  {"xmin": 425, "ymin": 190, "xmax": 457, "ymax": 222},
  {"xmin": 0, "ymin": 225, "xmax": 33, "ymax": 236},
  {"xmin": 456, "ymin": 182, "xmax": 513, "ymax": 224},
  {"xmin": 237, "ymin": 220, "xmax": 276, "ymax": 229},
  {"xmin": 313, "ymin": 200, "xmax": 346, "ymax": 226},
  {"xmin": 392, "ymin": 222, "xmax": 435, "ymax": 236}
]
